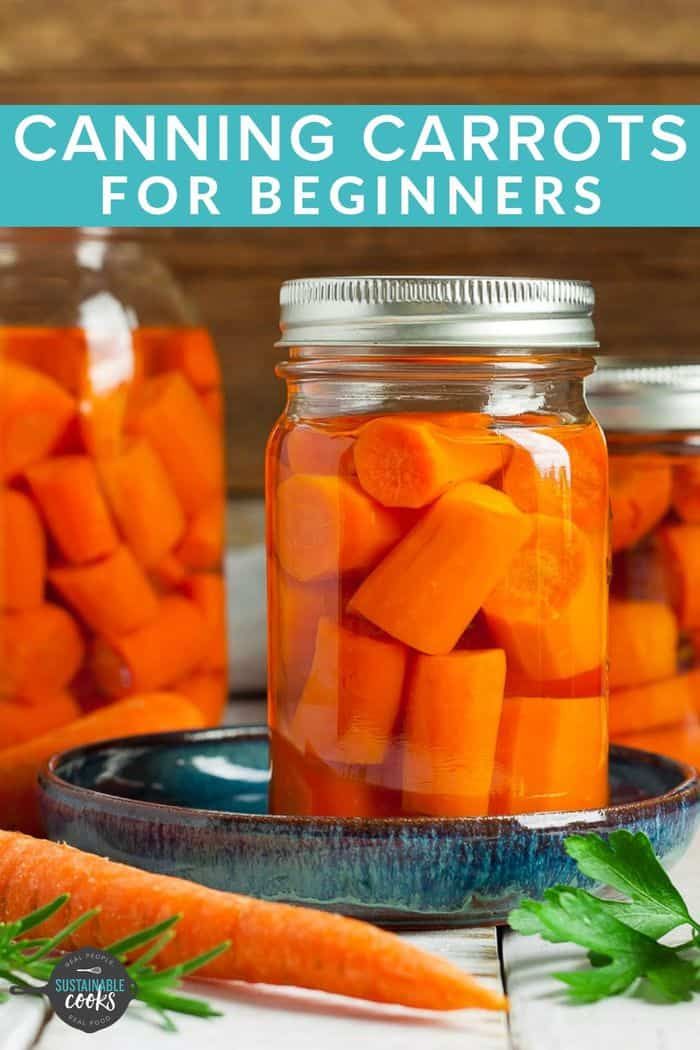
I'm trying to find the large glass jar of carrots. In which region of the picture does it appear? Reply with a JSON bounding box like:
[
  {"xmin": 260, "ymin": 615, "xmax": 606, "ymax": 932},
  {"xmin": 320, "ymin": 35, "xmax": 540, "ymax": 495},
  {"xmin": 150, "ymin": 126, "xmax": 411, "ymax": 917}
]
[
  {"xmin": 587, "ymin": 361, "xmax": 700, "ymax": 768},
  {"xmin": 267, "ymin": 276, "xmax": 609, "ymax": 818},
  {"xmin": 0, "ymin": 232, "xmax": 228, "ymax": 747}
]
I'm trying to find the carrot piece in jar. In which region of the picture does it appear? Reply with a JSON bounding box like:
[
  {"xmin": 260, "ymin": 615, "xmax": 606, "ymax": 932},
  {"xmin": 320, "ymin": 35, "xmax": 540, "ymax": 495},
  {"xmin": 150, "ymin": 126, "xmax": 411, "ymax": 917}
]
[
  {"xmin": 26, "ymin": 456, "xmax": 118, "ymax": 565},
  {"xmin": 127, "ymin": 372, "xmax": 224, "ymax": 514},
  {"xmin": 658, "ymin": 524, "xmax": 700, "ymax": 629},
  {"xmin": 276, "ymin": 474, "xmax": 404, "ymax": 583},
  {"xmin": 135, "ymin": 327, "xmax": 221, "ymax": 391},
  {"xmin": 504, "ymin": 665, "xmax": 604, "ymax": 700},
  {"xmin": 1, "ymin": 690, "xmax": 81, "ymax": 750},
  {"xmin": 349, "ymin": 482, "xmax": 533, "ymax": 655},
  {"xmin": 290, "ymin": 617, "xmax": 407, "ymax": 766},
  {"xmin": 177, "ymin": 498, "xmax": 224, "ymax": 571},
  {"xmin": 99, "ymin": 439, "xmax": 185, "ymax": 567},
  {"xmin": 672, "ymin": 460, "xmax": 700, "ymax": 523},
  {"xmin": 502, "ymin": 423, "xmax": 607, "ymax": 533},
  {"xmin": 353, "ymin": 416, "xmax": 507, "ymax": 508},
  {"xmin": 270, "ymin": 732, "xmax": 394, "ymax": 817},
  {"xmin": 271, "ymin": 574, "xmax": 339, "ymax": 717},
  {"xmin": 49, "ymin": 546, "xmax": 159, "ymax": 638},
  {"xmin": 182, "ymin": 573, "xmax": 227, "ymax": 669},
  {"xmin": 284, "ymin": 426, "xmax": 356, "ymax": 477},
  {"xmin": 609, "ymin": 457, "xmax": 672, "ymax": 552},
  {"xmin": 0, "ymin": 489, "xmax": 46, "ymax": 611},
  {"xmin": 0, "ymin": 361, "xmax": 75, "ymax": 480},
  {"xmin": 608, "ymin": 599, "xmax": 678, "ymax": 691},
  {"xmin": 614, "ymin": 720, "xmax": 700, "ymax": 769},
  {"xmin": 0, "ymin": 604, "xmax": 84, "ymax": 697},
  {"xmin": 200, "ymin": 388, "xmax": 225, "ymax": 427},
  {"xmin": 489, "ymin": 696, "xmax": 608, "ymax": 815},
  {"xmin": 151, "ymin": 552, "xmax": 188, "ymax": 591},
  {"xmin": 609, "ymin": 670, "xmax": 700, "ymax": 736},
  {"xmin": 91, "ymin": 595, "xmax": 207, "ymax": 698},
  {"xmin": 483, "ymin": 514, "xmax": 605, "ymax": 681},
  {"xmin": 176, "ymin": 671, "xmax": 228, "ymax": 725},
  {"xmin": 1, "ymin": 327, "xmax": 86, "ymax": 396},
  {"xmin": 402, "ymin": 649, "xmax": 506, "ymax": 817}
]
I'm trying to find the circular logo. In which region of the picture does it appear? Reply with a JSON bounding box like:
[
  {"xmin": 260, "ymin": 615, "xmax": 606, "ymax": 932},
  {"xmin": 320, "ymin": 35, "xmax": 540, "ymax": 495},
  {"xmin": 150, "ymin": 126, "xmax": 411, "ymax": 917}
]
[{"xmin": 44, "ymin": 948, "xmax": 135, "ymax": 1033}]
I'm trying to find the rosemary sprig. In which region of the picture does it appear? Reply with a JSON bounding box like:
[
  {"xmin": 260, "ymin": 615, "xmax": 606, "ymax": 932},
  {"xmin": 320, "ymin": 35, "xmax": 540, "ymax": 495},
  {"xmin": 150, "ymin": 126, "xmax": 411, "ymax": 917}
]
[{"xmin": 0, "ymin": 895, "xmax": 229, "ymax": 1028}]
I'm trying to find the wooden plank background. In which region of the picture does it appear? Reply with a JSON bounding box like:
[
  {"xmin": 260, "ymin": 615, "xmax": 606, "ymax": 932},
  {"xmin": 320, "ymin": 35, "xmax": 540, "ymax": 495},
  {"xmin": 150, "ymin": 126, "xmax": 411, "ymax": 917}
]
[{"xmin": 0, "ymin": 1, "xmax": 698, "ymax": 493}]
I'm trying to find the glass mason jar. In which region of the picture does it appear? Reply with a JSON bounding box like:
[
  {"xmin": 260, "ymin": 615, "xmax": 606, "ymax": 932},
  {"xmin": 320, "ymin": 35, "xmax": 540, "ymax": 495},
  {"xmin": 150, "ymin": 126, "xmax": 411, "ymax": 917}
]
[
  {"xmin": 0, "ymin": 230, "xmax": 227, "ymax": 747},
  {"xmin": 266, "ymin": 276, "xmax": 609, "ymax": 818},
  {"xmin": 587, "ymin": 361, "xmax": 700, "ymax": 767}
]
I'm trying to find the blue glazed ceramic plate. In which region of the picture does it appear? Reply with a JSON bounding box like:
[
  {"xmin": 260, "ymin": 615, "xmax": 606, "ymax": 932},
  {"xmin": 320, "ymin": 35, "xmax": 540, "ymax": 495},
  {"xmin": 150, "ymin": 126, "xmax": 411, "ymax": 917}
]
[{"xmin": 39, "ymin": 726, "xmax": 699, "ymax": 928}]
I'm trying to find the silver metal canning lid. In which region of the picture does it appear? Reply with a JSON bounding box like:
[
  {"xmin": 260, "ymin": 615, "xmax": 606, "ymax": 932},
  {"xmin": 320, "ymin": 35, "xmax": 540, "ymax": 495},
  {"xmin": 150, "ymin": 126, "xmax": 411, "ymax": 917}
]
[
  {"xmin": 586, "ymin": 359, "xmax": 700, "ymax": 432},
  {"xmin": 277, "ymin": 276, "xmax": 597, "ymax": 350}
]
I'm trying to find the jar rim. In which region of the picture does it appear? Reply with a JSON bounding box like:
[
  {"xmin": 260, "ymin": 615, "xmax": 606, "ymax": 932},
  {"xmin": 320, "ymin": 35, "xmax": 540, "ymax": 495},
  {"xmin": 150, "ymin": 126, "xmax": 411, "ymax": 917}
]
[
  {"xmin": 586, "ymin": 356, "xmax": 700, "ymax": 432},
  {"xmin": 278, "ymin": 275, "xmax": 597, "ymax": 350}
]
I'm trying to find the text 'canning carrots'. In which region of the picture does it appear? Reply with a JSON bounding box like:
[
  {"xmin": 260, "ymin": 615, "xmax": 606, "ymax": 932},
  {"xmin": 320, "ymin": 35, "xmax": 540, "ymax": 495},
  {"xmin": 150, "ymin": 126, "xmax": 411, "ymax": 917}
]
[
  {"xmin": 0, "ymin": 831, "xmax": 506, "ymax": 1011},
  {"xmin": 608, "ymin": 599, "xmax": 678, "ymax": 691},
  {"xmin": 484, "ymin": 515, "xmax": 605, "ymax": 681},
  {"xmin": 0, "ymin": 694, "xmax": 205, "ymax": 834},
  {"xmin": 353, "ymin": 416, "xmax": 507, "ymax": 508},
  {"xmin": 609, "ymin": 457, "xmax": 672, "ymax": 552},
  {"xmin": 277, "ymin": 474, "xmax": 404, "ymax": 582},
  {"xmin": 349, "ymin": 482, "xmax": 532, "ymax": 654},
  {"xmin": 27, "ymin": 456, "xmax": 118, "ymax": 565},
  {"xmin": 0, "ymin": 489, "xmax": 46, "ymax": 611},
  {"xmin": 403, "ymin": 649, "xmax": 506, "ymax": 816},
  {"xmin": 490, "ymin": 696, "xmax": 608, "ymax": 814},
  {"xmin": 290, "ymin": 617, "xmax": 407, "ymax": 765},
  {"xmin": 0, "ymin": 361, "xmax": 75, "ymax": 480}
]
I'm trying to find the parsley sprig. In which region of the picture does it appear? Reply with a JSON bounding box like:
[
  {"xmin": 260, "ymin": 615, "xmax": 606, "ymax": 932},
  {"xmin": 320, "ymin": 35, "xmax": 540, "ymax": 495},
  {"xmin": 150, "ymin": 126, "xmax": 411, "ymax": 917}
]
[
  {"xmin": 0, "ymin": 896, "xmax": 229, "ymax": 1030},
  {"xmin": 509, "ymin": 830, "xmax": 700, "ymax": 1004}
]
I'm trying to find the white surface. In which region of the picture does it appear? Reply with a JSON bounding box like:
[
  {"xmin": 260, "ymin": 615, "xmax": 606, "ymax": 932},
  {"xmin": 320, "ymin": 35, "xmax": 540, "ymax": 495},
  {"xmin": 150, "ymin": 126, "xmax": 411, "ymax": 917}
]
[{"xmin": 226, "ymin": 546, "xmax": 267, "ymax": 694}]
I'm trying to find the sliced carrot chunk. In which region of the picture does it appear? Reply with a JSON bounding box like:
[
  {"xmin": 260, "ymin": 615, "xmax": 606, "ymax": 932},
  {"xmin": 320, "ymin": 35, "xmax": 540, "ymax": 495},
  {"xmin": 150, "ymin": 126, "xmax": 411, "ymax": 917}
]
[
  {"xmin": 49, "ymin": 546, "xmax": 159, "ymax": 638},
  {"xmin": 672, "ymin": 459, "xmax": 700, "ymax": 523},
  {"xmin": 614, "ymin": 720, "xmax": 700, "ymax": 769},
  {"xmin": 127, "ymin": 372, "xmax": 224, "ymax": 514},
  {"xmin": 177, "ymin": 498, "xmax": 224, "ymax": 571},
  {"xmin": 1, "ymin": 327, "xmax": 86, "ymax": 396},
  {"xmin": 484, "ymin": 515, "xmax": 606, "ymax": 680},
  {"xmin": 1, "ymin": 690, "xmax": 81, "ymax": 750},
  {"xmin": 99, "ymin": 439, "xmax": 185, "ymax": 568},
  {"xmin": 151, "ymin": 552, "xmax": 188, "ymax": 591},
  {"xmin": 283, "ymin": 426, "xmax": 356, "ymax": 477},
  {"xmin": 176, "ymin": 671, "xmax": 228, "ymax": 725},
  {"xmin": 26, "ymin": 456, "xmax": 118, "ymax": 565},
  {"xmin": 490, "ymin": 696, "xmax": 608, "ymax": 815},
  {"xmin": 609, "ymin": 670, "xmax": 700, "ymax": 735},
  {"xmin": 0, "ymin": 604, "xmax": 84, "ymax": 696},
  {"xmin": 0, "ymin": 361, "xmax": 75, "ymax": 480},
  {"xmin": 200, "ymin": 388, "xmax": 224, "ymax": 427},
  {"xmin": 353, "ymin": 416, "xmax": 507, "ymax": 508},
  {"xmin": 349, "ymin": 482, "xmax": 532, "ymax": 655},
  {"xmin": 290, "ymin": 617, "xmax": 407, "ymax": 765},
  {"xmin": 658, "ymin": 524, "xmax": 700, "ymax": 629},
  {"xmin": 608, "ymin": 599, "xmax": 678, "ymax": 691},
  {"xmin": 136, "ymin": 327, "xmax": 221, "ymax": 391},
  {"xmin": 403, "ymin": 649, "xmax": 506, "ymax": 816},
  {"xmin": 277, "ymin": 474, "xmax": 404, "ymax": 583},
  {"xmin": 502, "ymin": 422, "xmax": 607, "ymax": 533},
  {"xmin": 182, "ymin": 573, "xmax": 227, "ymax": 669},
  {"xmin": 91, "ymin": 596, "xmax": 207, "ymax": 698},
  {"xmin": 0, "ymin": 489, "xmax": 45, "ymax": 610},
  {"xmin": 609, "ymin": 456, "xmax": 672, "ymax": 552}
]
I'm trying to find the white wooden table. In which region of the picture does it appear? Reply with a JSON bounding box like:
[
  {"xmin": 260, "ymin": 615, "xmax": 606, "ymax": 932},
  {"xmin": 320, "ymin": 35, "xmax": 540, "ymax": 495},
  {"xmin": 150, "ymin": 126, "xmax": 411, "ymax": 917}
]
[{"xmin": 2, "ymin": 699, "xmax": 699, "ymax": 1049}]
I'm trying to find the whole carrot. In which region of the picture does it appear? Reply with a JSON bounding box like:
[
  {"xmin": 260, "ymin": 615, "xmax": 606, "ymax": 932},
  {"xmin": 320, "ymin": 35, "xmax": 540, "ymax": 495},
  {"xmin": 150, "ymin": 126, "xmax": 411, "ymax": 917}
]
[
  {"xmin": 0, "ymin": 830, "xmax": 506, "ymax": 1013},
  {"xmin": 0, "ymin": 693, "xmax": 205, "ymax": 835}
]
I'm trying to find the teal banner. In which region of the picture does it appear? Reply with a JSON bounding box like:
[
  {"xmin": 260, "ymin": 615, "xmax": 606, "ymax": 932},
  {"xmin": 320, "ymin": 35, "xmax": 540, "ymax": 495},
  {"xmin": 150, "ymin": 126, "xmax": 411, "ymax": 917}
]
[{"xmin": 0, "ymin": 106, "xmax": 695, "ymax": 226}]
